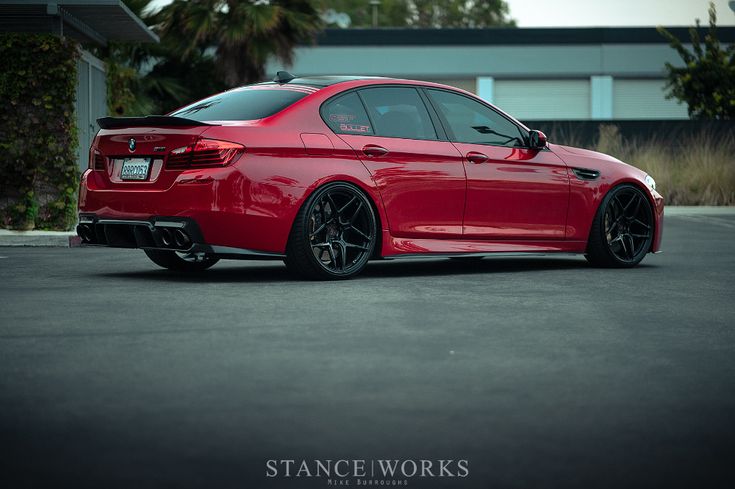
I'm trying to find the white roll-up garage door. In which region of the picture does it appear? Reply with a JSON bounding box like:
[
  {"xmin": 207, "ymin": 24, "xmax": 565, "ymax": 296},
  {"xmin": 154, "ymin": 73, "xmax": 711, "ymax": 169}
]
[
  {"xmin": 493, "ymin": 79, "xmax": 591, "ymax": 120},
  {"xmin": 613, "ymin": 79, "xmax": 689, "ymax": 119}
]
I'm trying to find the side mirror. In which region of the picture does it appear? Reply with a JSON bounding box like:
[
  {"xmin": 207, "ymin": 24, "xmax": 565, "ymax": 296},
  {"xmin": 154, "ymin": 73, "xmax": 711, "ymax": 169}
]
[{"xmin": 529, "ymin": 130, "xmax": 547, "ymax": 149}]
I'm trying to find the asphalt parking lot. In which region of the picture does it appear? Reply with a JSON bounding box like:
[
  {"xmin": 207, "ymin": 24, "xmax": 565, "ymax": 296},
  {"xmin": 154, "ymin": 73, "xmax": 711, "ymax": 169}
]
[{"xmin": 1, "ymin": 213, "xmax": 734, "ymax": 489}]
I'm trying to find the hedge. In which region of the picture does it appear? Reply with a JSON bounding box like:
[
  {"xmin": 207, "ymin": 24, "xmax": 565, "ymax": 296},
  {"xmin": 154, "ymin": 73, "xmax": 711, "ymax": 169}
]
[{"xmin": 0, "ymin": 33, "xmax": 80, "ymax": 230}]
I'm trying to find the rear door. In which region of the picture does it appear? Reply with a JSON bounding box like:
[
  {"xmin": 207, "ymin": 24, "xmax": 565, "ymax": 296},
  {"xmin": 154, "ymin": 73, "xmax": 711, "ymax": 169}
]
[
  {"xmin": 324, "ymin": 86, "xmax": 466, "ymax": 238},
  {"xmin": 425, "ymin": 88, "xmax": 570, "ymax": 240}
]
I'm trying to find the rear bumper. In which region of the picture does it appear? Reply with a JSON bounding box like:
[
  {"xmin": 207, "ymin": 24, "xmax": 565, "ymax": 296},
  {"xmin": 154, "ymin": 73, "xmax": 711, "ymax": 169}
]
[
  {"xmin": 77, "ymin": 214, "xmax": 204, "ymax": 251},
  {"xmin": 78, "ymin": 167, "xmax": 303, "ymax": 253},
  {"xmin": 77, "ymin": 214, "xmax": 285, "ymax": 260}
]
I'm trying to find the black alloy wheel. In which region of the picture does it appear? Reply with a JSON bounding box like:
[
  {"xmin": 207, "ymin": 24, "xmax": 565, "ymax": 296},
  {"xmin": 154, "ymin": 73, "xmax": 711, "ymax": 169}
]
[
  {"xmin": 586, "ymin": 184, "xmax": 654, "ymax": 267},
  {"xmin": 285, "ymin": 182, "xmax": 377, "ymax": 280}
]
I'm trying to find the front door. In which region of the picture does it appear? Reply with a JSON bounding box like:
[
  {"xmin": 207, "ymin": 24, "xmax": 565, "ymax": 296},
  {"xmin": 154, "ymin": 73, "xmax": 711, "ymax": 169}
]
[{"xmin": 425, "ymin": 88, "xmax": 570, "ymax": 240}]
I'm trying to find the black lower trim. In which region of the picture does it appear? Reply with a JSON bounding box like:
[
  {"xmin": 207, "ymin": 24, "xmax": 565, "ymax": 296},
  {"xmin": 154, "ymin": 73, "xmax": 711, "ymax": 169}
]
[{"xmin": 77, "ymin": 214, "xmax": 285, "ymax": 260}]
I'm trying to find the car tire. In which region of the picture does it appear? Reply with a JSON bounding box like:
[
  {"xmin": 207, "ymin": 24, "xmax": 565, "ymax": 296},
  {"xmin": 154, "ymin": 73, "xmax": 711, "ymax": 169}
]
[
  {"xmin": 285, "ymin": 182, "xmax": 377, "ymax": 280},
  {"xmin": 585, "ymin": 184, "xmax": 654, "ymax": 268},
  {"xmin": 144, "ymin": 249, "xmax": 219, "ymax": 272}
]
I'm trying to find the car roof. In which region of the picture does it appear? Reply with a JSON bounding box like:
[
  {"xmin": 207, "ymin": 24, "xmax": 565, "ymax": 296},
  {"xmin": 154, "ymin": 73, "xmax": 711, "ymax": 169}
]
[
  {"xmin": 254, "ymin": 75, "xmax": 389, "ymax": 88},
  {"xmin": 252, "ymin": 75, "xmax": 478, "ymax": 96}
]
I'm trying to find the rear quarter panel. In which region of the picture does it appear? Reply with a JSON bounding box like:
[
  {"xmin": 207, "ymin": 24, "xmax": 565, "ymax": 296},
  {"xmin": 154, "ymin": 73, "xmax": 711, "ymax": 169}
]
[{"xmin": 200, "ymin": 95, "xmax": 386, "ymax": 253}]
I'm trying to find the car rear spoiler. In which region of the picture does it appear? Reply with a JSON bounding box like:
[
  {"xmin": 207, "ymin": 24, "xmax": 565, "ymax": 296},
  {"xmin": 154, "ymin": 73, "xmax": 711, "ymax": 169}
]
[{"xmin": 97, "ymin": 116, "xmax": 215, "ymax": 130}]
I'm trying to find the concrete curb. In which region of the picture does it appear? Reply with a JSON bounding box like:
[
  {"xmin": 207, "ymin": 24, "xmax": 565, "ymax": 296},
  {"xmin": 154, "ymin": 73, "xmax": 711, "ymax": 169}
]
[
  {"xmin": 0, "ymin": 230, "xmax": 80, "ymax": 247},
  {"xmin": 665, "ymin": 206, "xmax": 735, "ymax": 216},
  {"xmin": 1, "ymin": 206, "xmax": 733, "ymax": 247}
]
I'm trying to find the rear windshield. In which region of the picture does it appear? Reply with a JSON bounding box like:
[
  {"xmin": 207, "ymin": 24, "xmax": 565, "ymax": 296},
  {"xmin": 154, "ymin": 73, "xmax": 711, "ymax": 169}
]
[{"xmin": 169, "ymin": 88, "xmax": 309, "ymax": 121}]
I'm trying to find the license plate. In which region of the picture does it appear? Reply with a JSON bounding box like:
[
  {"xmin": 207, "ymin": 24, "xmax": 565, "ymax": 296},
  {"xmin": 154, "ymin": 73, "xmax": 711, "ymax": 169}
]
[{"xmin": 120, "ymin": 158, "xmax": 151, "ymax": 181}]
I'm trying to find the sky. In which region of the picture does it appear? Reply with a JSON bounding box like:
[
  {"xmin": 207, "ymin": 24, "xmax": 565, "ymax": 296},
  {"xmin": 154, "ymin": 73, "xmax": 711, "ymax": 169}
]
[
  {"xmin": 147, "ymin": 0, "xmax": 735, "ymax": 27},
  {"xmin": 507, "ymin": 0, "xmax": 735, "ymax": 27}
]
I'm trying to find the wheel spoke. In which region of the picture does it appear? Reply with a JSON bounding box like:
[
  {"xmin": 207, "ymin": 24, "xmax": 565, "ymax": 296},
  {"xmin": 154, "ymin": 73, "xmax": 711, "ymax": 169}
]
[
  {"xmin": 327, "ymin": 249, "xmax": 338, "ymax": 268},
  {"xmin": 625, "ymin": 234, "xmax": 636, "ymax": 259},
  {"xmin": 338, "ymin": 196, "xmax": 357, "ymax": 215},
  {"xmin": 630, "ymin": 232, "xmax": 650, "ymax": 238},
  {"xmin": 345, "ymin": 241, "xmax": 369, "ymax": 251},
  {"xmin": 336, "ymin": 241, "xmax": 347, "ymax": 270},
  {"xmin": 613, "ymin": 196, "xmax": 625, "ymax": 218},
  {"xmin": 350, "ymin": 225, "xmax": 370, "ymax": 241},
  {"xmin": 326, "ymin": 193, "xmax": 339, "ymax": 216},
  {"xmin": 629, "ymin": 195, "xmax": 642, "ymax": 219},
  {"xmin": 309, "ymin": 222, "xmax": 327, "ymax": 238},
  {"xmin": 349, "ymin": 201, "xmax": 364, "ymax": 223},
  {"xmin": 605, "ymin": 219, "xmax": 619, "ymax": 235},
  {"xmin": 633, "ymin": 218, "xmax": 651, "ymax": 230},
  {"xmin": 623, "ymin": 194, "xmax": 638, "ymax": 216},
  {"xmin": 614, "ymin": 234, "xmax": 627, "ymax": 255}
]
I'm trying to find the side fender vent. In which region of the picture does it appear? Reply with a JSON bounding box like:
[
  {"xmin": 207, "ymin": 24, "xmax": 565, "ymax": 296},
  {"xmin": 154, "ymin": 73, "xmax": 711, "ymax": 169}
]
[{"xmin": 572, "ymin": 168, "xmax": 601, "ymax": 181}]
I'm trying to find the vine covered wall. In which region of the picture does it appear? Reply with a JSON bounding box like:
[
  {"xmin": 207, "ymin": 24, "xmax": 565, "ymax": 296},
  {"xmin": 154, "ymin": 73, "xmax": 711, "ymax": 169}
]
[{"xmin": 0, "ymin": 33, "xmax": 80, "ymax": 230}]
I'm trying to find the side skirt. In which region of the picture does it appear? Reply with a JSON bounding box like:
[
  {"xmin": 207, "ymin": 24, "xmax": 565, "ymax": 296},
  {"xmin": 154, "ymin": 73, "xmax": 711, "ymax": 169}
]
[{"xmin": 382, "ymin": 235, "xmax": 588, "ymax": 257}]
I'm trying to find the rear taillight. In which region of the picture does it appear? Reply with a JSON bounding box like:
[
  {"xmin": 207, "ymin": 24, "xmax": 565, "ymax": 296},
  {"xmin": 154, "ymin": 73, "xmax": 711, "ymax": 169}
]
[
  {"xmin": 89, "ymin": 149, "xmax": 105, "ymax": 170},
  {"xmin": 94, "ymin": 152, "xmax": 106, "ymax": 170},
  {"xmin": 166, "ymin": 138, "xmax": 245, "ymax": 169}
]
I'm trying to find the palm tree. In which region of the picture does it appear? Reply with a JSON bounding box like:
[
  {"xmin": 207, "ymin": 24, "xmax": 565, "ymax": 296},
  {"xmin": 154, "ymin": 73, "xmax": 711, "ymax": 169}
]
[
  {"xmin": 156, "ymin": 0, "xmax": 323, "ymax": 87},
  {"xmin": 106, "ymin": 0, "xmax": 195, "ymax": 115}
]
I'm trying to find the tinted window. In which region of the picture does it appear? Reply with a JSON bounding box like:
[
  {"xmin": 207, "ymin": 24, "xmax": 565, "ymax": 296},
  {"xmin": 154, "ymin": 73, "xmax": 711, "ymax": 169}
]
[
  {"xmin": 427, "ymin": 89, "xmax": 525, "ymax": 147},
  {"xmin": 359, "ymin": 87, "xmax": 437, "ymax": 140},
  {"xmin": 170, "ymin": 88, "xmax": 308, "ymax": 121},
  {"xmin": 322, "ymin": 92, "xmax": 374, "ymax": 135}
]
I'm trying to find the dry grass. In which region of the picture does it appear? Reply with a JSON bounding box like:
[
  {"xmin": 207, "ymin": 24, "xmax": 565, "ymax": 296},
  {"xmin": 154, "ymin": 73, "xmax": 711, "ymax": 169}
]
[
  {"xmin": 555, "ymin": 125, "xmax": 735, "ymax": 206},
  {"xmin": 597, "ymin": 125, "xmax": 735, "ymax": 205}
]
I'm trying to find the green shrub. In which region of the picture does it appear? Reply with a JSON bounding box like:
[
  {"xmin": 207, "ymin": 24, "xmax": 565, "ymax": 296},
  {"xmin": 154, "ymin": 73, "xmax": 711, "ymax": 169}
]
[{"xmin": 0, "ymin": 33, "xmax": 80, "ymax": 230}]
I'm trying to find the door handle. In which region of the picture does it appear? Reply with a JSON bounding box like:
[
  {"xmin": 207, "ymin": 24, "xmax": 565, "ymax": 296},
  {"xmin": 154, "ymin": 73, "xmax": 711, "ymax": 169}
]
[
  {"xmin": 466, "ymin": 151, "xmax": 489, "ymax": 164},
  {"xmin": 362, "ymin": 144, "xmax": 389, "ymax": 157}
]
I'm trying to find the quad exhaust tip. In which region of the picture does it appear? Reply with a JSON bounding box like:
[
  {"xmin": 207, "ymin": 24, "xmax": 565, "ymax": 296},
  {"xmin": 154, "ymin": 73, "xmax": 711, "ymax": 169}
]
[
  {"xmin": 174, "ymin": 229, "xmax": 191, "ymax": 248},
  {"xmin": 159, "ymin": 227, "xmax": 174, "ymax": 246},
  {"xmin": 157, "ymin": 226, "xmax": 191, "ymax": 249},
  {"xmin": 76, "ymin": 224, "xmax": 94, "ymax": 242}
]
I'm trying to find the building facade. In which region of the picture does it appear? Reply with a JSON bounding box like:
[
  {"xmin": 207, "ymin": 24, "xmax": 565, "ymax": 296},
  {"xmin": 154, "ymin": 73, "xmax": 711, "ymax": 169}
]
[{"xmin": 270, "ymin": 27, "xmax": 735, "ymax": 121}]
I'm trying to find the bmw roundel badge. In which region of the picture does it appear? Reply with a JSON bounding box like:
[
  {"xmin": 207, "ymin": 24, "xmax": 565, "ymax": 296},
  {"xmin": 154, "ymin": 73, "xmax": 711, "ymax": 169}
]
[{"xmin": 128, "ymin": 138, "xmax": 136, "ymax": 152}]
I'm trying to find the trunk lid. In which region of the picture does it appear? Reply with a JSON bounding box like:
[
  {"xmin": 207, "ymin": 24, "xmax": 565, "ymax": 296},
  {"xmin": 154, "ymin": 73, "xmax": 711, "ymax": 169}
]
[{"xmin": 92, "ymin": 119, "xmax": 215, "ymax": 190}]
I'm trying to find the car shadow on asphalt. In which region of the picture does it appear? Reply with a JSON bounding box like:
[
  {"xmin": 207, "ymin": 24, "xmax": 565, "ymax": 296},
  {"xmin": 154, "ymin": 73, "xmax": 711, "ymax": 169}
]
[
  {"xmin": 95, "ymin": 257, "xmax": 604, "ymax": 283},
  {"xmin": 363, "ymin": 257, "xmax": 591, "ymax": 277}
]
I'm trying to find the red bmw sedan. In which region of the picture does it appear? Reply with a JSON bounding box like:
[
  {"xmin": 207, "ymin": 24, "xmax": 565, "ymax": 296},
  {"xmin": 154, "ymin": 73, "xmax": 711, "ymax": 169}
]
[{"xmin": 78, "ymin": 73, "xmax": 664, "ymax": 279}]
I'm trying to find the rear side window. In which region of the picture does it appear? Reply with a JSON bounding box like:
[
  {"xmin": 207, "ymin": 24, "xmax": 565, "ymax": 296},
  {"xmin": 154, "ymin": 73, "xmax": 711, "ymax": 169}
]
[
  {"xmin": 321, "ymin": 92, "xmax": 374, "ymax": 135},
  {"xmin": 170, "ymin": 88, "xmax": 308, "ymax": 121},
  {"xmin": 359, "ymin": 87, "xmax": 437, "ymax": 140},
  {"xmin": 427, "ymin": 89, "xmax": 525, "ymax": 147}
]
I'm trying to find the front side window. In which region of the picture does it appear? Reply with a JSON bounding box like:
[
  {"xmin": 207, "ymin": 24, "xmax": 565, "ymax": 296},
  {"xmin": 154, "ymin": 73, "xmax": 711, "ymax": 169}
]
[
  {"xmin": 170, "ymin": 88, "xmax": 308, "ymax": 121},
  {"xmin": 321, "ymin": 92, "xmax": 374, "ymax": 135},
  {"xmin": 427, "ymin": 89, "xmax": 526, "ymax": 147},
  {"xmin": 359, "ymin": 87, "xmax": 437, "ymax": 140}
]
